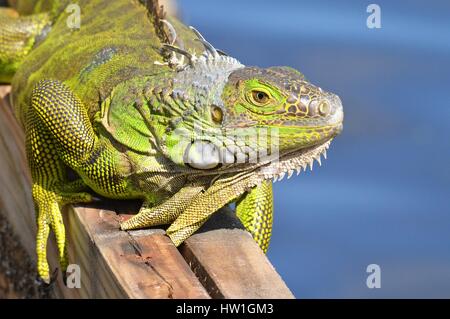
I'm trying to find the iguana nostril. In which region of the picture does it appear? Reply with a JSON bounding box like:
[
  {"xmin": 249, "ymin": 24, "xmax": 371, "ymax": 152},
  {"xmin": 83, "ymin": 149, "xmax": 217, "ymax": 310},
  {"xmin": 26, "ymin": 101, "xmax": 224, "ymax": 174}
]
[
  {"xmin": 318, "ymin": 101, "xmax": 330, "ymax": 116},
  {"xmin": 211, "ymin": 105, "xmax": 223, "ymax": 124}
]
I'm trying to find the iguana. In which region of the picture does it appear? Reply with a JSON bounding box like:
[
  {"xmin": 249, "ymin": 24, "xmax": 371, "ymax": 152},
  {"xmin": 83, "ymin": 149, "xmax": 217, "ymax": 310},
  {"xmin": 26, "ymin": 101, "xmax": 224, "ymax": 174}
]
[{"xmin": 0, "ymin": 0, "xmax": 344, "ymax": 284}]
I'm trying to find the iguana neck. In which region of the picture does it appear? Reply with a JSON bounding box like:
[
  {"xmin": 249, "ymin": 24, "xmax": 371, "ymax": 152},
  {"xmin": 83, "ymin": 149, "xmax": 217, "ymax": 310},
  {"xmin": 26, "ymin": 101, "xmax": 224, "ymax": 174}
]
[{"xmin": 101, "ymin": 51, "xmax": 245, "ymax": 162}]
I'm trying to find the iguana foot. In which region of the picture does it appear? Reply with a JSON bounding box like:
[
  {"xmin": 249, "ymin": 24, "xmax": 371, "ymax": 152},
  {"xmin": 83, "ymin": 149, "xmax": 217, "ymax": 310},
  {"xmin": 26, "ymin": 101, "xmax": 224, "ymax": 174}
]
[
  {"xmin": 120, "ymin": 184, "xmax": 205, "ymax": 230},
  {"xmin": 35, "ymin": 267, "xmax": 58, "ymax": 289},
  {"xmin": 33, "ymin": 184, "xmax": 94, "ymax": 283},
  {"xmin": 121, "ymin": 177, "xmax": 242, "ymax": 247},
  {"xmin": 166, "ymin": 178, "xmax": 274, "ymax": 251},
  {"xmin": 165, "ymin": 177, "xmax": 250, "ymax": 246}
]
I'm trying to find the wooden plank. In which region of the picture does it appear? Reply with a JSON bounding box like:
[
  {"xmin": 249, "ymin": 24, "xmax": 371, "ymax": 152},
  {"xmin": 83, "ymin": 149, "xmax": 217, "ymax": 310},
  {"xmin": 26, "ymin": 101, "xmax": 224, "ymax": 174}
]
[
  {"xmin": 0, "ymin": 86, "xmax": 36, "ymax": 257},
  {"xmin": 58, "ymin": 205, "xmax": 210, "ymax": 298},
  {"xmin": 180, "ymin": 209, "xmax": 295, "ymax": 299}
]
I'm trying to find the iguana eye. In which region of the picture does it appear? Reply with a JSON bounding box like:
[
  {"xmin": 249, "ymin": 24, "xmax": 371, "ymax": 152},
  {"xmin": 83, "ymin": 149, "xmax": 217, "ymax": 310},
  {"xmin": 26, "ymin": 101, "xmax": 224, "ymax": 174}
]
[
  {"xmin": 251, "ymin": 90, "xmax": 270, "ymax": 105},
  {"xmin": 211, "ymin": 105, "xmax": 223, "ymax": 124}
]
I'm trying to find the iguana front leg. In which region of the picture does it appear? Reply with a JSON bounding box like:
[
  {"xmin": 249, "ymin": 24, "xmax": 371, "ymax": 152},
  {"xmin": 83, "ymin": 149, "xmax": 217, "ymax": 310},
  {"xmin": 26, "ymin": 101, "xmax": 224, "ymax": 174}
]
[
  {"xmin": 164, "ymin": 178, "xmax": 274, "ymax": 252},
  {"xmin": 27, "ymin": 80, "xmax": 104, "ymax": 283},
  {"xmin": 236, "ymin": 180, "xmax": 274, "ymax": 253}
]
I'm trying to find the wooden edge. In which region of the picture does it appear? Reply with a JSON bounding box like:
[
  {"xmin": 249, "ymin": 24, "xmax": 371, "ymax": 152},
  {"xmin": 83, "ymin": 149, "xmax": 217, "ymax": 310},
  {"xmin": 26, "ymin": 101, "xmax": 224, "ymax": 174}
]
[
  {"xmin": 180, "ymin": 209, "xmax": 295, "ymax": 299},
  {"xmin": 54, "ymin": 206, "xmax": 210, "ymax": 298}
]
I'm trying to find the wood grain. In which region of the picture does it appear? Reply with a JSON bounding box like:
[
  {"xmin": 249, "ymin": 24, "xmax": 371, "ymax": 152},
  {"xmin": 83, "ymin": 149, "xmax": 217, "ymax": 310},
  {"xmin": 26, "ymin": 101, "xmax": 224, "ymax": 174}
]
[
  {"xmin": 180, "ymin": 209, "xmax": 295, "ymax": 299},
  {"xmin": 50, "ymin": 206, "xmax": 209, "ymax": 298}
]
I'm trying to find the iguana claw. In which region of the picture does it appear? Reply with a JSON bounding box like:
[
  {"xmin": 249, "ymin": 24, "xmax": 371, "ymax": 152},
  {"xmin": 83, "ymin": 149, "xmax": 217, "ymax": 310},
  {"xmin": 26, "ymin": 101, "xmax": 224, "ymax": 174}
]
[{"xmin": 33, "ymin": 184, "xmax": 95, "ymax": 283}]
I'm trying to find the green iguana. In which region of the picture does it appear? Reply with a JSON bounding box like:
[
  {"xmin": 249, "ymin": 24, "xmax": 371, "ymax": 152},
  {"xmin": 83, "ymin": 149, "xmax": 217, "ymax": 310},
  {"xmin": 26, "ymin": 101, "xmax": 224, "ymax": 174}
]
[{"xmin": 0, "ymin": 0, "xmax": 344, "ymax": 284}]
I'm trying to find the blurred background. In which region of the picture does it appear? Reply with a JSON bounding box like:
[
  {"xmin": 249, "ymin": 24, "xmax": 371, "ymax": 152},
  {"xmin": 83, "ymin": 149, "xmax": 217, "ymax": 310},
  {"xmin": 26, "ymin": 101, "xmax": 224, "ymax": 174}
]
[{"xmin": 178, "ymin": 0, "xmax": 450, "ymax": 298}]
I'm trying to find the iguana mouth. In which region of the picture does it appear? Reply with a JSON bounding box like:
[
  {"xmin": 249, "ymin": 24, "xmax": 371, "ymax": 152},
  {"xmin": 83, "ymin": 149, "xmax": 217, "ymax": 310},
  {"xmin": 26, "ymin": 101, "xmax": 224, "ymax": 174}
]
[
  {"xmin": 258, "ymin": 139, "xmax": 332, "ymax": 183},
  {"xmin": 184, "ymin": 138, "xmax": 332, "ymax": 186}
]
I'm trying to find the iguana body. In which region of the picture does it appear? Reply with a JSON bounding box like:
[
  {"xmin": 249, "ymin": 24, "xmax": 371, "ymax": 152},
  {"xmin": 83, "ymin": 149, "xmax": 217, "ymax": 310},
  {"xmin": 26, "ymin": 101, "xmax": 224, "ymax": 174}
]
[{"xmin": 1, "ymin": 0, "xmax": 344, "ymax": 284}]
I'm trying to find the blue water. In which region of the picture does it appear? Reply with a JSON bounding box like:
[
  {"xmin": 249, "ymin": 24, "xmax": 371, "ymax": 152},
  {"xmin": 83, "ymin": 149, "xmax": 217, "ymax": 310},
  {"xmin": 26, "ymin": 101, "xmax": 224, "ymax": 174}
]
[{"xmin": 178, "ymin": 0, "xmax": 450, "ymax": 298}]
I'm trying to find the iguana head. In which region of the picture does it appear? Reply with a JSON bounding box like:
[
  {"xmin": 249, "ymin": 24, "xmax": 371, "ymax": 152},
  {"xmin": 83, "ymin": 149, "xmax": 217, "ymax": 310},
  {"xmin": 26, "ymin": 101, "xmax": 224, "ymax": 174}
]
[
  {"xmin": 221, "ymin": 65, "xmax": 343, "ymax": 153},
  {"xmin": 160, "ymin": 28, "xmax": 343, "ymax": 182}
]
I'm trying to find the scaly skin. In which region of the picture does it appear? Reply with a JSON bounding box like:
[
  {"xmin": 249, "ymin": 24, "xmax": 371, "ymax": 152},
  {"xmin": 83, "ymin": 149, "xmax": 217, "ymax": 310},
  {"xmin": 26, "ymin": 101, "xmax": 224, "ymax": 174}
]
[
  {"xmin": 0, "ymin": 8, "xmax": 50, "ymax": 82},
  {"xmin": 1, "ymin": 0, "xmax": 344, "ymax": 284}
]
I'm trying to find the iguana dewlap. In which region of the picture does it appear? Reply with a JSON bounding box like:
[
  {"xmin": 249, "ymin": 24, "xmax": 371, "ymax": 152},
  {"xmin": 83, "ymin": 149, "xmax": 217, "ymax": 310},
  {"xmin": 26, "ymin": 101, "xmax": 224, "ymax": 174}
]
[{"xmin": 0, "ymin": 0, "xmax": 344, "ymax": 284}]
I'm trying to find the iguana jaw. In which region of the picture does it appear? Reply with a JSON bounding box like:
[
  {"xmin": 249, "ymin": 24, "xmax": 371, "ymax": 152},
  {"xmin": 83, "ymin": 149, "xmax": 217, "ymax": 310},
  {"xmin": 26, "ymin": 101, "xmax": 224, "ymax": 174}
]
[
  {"xmin": 182, "ymin": 136, "xmax": 334, "ymax": 186},
  {"xmin": 220, "ymin": 137, "xmax": 334, "ymax": 187},
  {"xmin": 258, "ymin": 138, "xmax": 333, "ymax": 183},
  {"xmin": 184, "ymin": 138, "xmax": 334, "ymax": 205}
]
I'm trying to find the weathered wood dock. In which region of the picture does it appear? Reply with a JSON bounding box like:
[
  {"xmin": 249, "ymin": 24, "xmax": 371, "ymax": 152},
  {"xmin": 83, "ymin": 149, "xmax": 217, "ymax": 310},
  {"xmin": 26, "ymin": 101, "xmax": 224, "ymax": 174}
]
[{"xmin": 0, "ymin": 85, "xmax": 294, "ymax": 299}]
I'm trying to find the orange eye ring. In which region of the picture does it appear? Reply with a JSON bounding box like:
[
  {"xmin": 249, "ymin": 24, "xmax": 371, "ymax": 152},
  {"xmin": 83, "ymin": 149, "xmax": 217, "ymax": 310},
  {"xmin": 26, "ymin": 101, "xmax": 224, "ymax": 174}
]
[{"xmin": 251, "ymin": 90, "xmax": 270, "ymax": 105}]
